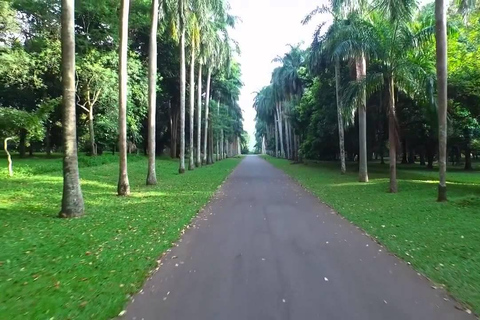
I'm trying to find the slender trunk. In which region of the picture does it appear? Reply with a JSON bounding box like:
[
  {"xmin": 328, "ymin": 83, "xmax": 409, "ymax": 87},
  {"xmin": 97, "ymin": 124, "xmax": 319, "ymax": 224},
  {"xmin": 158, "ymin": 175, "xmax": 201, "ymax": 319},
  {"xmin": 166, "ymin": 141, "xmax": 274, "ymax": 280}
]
[
  {"xmin": 465, "ymin": 146, "xmax": 472, "ymax": 170},
  {"xmin": 60, "ymin": 0, "xmax": 84, "ymax": 217},
  {"xmin": 203, "ymin": 67, "xmax": 212, "ymax": 164},
  {"xmin": 207, "ymin": 120, "xmax": 213, "ymax": 164},
  {"xmin": 4, "ymin": 137, "xmax": 14, "ymax": 176},
  {"xmin": 179, "ymin": 25, "xmax": 186, "ymax": 174},
  {"xmin": 262, "ymin": 135, "xmax": 266, "ymax": 154},
  {"xmin": 275, "ymin": 113, "xmax": 279, "ymax": 157},
  {"xmin": 196, "ymin": 63, "xmax": 202, "ymax": 167},
  {"xmin": 357, "ymin": 54, "xmax": 368, "ymax": 182},
  {"xmin": 88, "ymin": 105, "xmax": 96, "ymax": 156},
  {"xmin": 284, "ymin": 117, "xmax": 290, "ymax": 159},
  {"xmin": 436, "ymin": 0, "xmax": 447, "ymax": 201},
  {"xmin": 335, "ymin": 58, "xmax": 346, "ymax": 174},
  {"xmin": 29, "ymin": 144, "xmax": 33, "ymax": 157},
  {"xmin": 218, "ymin": 100, "xmax": 222, "ymax": 160},
  {"xmin": 117, "ymin": 0, "xmax": 130, "ymax": 195},
  {"xmin": 19, "ymin": 129, "xmax": 26, "ymax": 158},
  {"xmin": 401, "ymin": 139, "xmax": 407, "ymax": 164},
  {"xmin": 45, "ymin": 124, "xmax": 51, "ymax": 156},
  {"xmin": 220, "ymin": 131, "xmax": 224, "ymax": 160},
  {"xmin": 277, "ymin": 103, "xmax": 285, "ymax": 157},
  {"xmin": 420, "ymin": 149, "xmax": 426, "ymax": 166},
  {"xmin": 188, "ymin": 45, "xmax": 195, "ymax": 170},
  {"xmin": 146, "ymin": 0, "xmax": 159, "ymax": 185},
  {"xmin": 388, "ymin": 76, "xmax": 397, "ymax": 193}
]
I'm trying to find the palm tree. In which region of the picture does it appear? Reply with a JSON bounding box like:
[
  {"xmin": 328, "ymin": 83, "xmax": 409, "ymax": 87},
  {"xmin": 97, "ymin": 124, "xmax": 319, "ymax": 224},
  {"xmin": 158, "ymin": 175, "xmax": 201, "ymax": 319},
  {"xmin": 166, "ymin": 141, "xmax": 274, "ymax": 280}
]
[
  {"xmin": 59, "ymin": 0, "xmax": 84, "ymax": 217},
  {"xmin": 435, "ymin": 0, "xmax": 477, "ymax": 200},
  {"xmin": 118, "ymin": 0, "xmax": 130, "ymax": 195},
  {"xmin": 178, "ymin": 0, "xmax": 186, "ymax": 173},
  {"xmin": 196, "ymin": 51, "xmax": 203, "ymax": 167},
  {"xmin": 342, "ymin": 8, "xmax": 432, "ymax": 192},
  {"xmin": 146, "ymin": 0, "xmax": 160, "ymax": 185},
  {"xmin": 303, "ymin": 2, "xmax": 367, "ymax": 178},
  {"xmin": 188, "ymin": 14, "xmax": 200, "ymax": 170}
]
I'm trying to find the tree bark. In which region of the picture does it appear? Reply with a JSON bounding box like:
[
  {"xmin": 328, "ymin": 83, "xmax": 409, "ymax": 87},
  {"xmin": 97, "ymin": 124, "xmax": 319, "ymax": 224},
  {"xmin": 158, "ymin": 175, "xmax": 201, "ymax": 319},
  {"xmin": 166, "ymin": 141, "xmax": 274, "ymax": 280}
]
[
  {"xmin": 117, "ymin": 0, "xmax": 131, "ymax": 195},
  {"xmin": 357, "ymin": 54, "xmax": 368, "ymax": 182},
  {"xmin": 203, "ymin": 67, "xmax": 212, "ymax": 164},
  {"xmin": 4, "ymin": 137, "xmax": 14, "ymax": 176},
  {"xmin": 276, "ymin": 103, "xmax": 285, "ymax": 158},
  {"xmin": 188, "ymin": 44, "xmax": 195, "ymax": 170},
  {"xmin": 436, "ymin": 0, "xmax": 447, "ymax": 201},
  {"xmin": 146, "ymin": 0, "xmax": 159, "ymax": 185},
  {"xmin": 45, "ymin": 124, "xmax": 52, "ymax": 156},
  {"xmin": 207, "ymin": 119, "xmax": 213, "ymax": 164},
  {"xmin": 335, "ymin": 58, "xmax": 346, "ymax": 174},
  {"xmin": 19, "ymin": 129, "xmax": 26, "ymax": 158},
  {"xmin": 275, "ymin": 113, "xmax": 279, "ymax": 157},
  {"xmin": 401, "ymin": 139, "xmax": 407, "ymax": 164},
  {"xmin": 88, "ymin": 104, "xmax": 97, "ymax": 156},
  {"xmin": 60, "ymin": 0, "xmax": 84, "ymax": 217},
  {"xmin": 388, "ymin": 76, "xmax": 397, "ymax": 193},
  {"xmin": 465, "ymin": 147, "xmax": 472, "ymax": 170},
  {"xmin": 179, "ymin": 23, "xmax": 186, "ymax": 174},
  {"xmin": 196, "ymin": 63, "xmax": 202, "ymax": 167}
]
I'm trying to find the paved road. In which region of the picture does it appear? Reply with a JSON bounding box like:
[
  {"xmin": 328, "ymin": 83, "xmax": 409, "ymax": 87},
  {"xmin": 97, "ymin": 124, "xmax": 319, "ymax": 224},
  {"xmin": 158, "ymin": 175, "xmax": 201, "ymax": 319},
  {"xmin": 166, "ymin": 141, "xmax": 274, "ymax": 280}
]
[{"xmin": 122, "ymin": 156, "xmax": 473, "ymax": 320}]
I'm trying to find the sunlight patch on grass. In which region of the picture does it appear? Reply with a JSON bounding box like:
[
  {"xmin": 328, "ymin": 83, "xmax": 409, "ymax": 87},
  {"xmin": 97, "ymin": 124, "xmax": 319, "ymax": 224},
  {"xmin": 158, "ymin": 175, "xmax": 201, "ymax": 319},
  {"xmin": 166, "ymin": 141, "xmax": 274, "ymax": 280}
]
[{"xmin": 0, "ymin": 156, "xmax": 242, "ymax": 320}]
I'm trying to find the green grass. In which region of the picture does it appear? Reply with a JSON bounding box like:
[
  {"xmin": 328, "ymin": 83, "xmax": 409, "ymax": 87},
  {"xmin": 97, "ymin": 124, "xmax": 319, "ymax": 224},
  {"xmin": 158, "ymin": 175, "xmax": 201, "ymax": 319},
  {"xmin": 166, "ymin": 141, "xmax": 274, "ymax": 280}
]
[
  {"xmin": 0, "ymin": 155, "xmax": 241, "ymax": 319},
  {"xmin": 265, "ymin": 156, "xmax": 480, "ymax": 313}
]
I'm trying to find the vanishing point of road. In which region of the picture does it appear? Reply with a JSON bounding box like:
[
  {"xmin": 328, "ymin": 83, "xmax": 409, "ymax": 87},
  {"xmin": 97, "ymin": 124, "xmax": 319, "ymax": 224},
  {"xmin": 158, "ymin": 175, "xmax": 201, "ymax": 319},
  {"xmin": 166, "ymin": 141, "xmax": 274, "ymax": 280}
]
[{"xmin": 122, "ymin": 156, "xmax": 473, "ymax": 320}]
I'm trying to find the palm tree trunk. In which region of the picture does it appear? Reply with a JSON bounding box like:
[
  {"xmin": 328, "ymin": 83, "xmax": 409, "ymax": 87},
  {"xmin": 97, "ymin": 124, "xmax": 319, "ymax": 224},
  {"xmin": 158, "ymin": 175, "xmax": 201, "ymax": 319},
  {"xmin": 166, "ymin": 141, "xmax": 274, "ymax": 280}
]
[
  {"xmin": 178, "ymin": 25, "xmax": 186, "ymax": 174},
  {"xmin": 207, "ymin": 120, "xmax": 213, "ymax": 164},
  {"xmin": 357, "ymin": 54, "xmax": 369, "ymax": 182},
  {"xmin": 436, "ymin": 0, "xmax": 448, "ymax": 201},
  {"xmin": 117, "ymin": 0, "xmax": 131, "ymax": 195},
  {"xmin": 146, "ymin": 0, "xmax": 159, "ymax": 185},
  {"xmin": 196, "ymin": 63, "xmax": 202, "ymax": 167},
  {"xmin": 203, "ymin": 67, "xmax": 212, "ymax": 164},
  {"xmin": 220, "ymin": 130, "xmax": 224, "ymax": 160},
  {"xmin": 60, "ymin": 0, "xmax": 84, "ymax": 217},
  {"xmin": 276, "ymin": 104, "xmax": 285, "ymax": 158},
  {"xmin": 275, "ymin": 113, "xmax": 279, "ymax": 157},
  {"xmin": 388, "ymin": 76, "xmax": 397, "ymax": 193},
  {"xmin": 335, "ymin": 58, "xmax": 346, "ymax": 174},
  {"xmin": 188, "ymin": 45, "xmax": 195, "ymax": 170}
]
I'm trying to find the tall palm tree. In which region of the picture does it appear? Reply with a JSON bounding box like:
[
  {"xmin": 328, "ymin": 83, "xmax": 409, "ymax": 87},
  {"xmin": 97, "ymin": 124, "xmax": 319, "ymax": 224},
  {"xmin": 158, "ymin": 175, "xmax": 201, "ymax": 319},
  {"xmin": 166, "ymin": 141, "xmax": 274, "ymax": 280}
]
[
  {"xmin": 196, "ymin": 51, "xmax": 203, "ymax": 167},
  {"xmin": 304, "ymin": 2, "xmax": 367, "ymax": 178},
  {"xmin": 59, "ymin": 0, "xmax": 84, "ymax": 217},
  {"xmin": 146, "ymin": 0, "xmax": 160, "ymax": 185},
  {"xmin": 435, "ymin": 0, "xmax": 477, "ymax": 200},
  {"xmin": 118, "ymin": 0, "xmax": 131, "ymax": 195},
  {"xmin": 178, "ymin": 0, "xmax": 186, "ymax": 173},
  {"xmin": 188, "ymin": 14, "xmax": 200, "ymax": 170}
]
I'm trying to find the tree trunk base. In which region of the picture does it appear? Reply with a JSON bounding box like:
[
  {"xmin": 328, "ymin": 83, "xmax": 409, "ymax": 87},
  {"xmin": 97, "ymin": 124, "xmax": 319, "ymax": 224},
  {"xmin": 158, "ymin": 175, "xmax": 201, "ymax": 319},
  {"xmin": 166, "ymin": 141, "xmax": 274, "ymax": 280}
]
[
  {"xmin": 358, "ymin": 174, "xmax": 369, "ymax": 183},
  {"xmin": 179, "ymin": 167, "xmax": 185, "ymax": 174},
  {"xmin": 437, "ymin": 185, "xmax": 447, "ymax": 202},
  {"xmin": 117, "ymin": 182, "xmax": 130, "ymax": 196},
  {"xmin": 146, "ymin": 174, "xmax": 157, "ymax": 186},
  {"xmin": 188, "ymin": 163, "xmax": 195, "ymax": 171}
]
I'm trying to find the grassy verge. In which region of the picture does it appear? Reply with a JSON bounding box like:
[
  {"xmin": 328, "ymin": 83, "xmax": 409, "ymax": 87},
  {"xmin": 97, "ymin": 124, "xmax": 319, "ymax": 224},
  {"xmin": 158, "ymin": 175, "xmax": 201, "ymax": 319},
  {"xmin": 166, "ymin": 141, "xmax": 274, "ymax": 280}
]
[
  {"xmin": 264, "ymin": 156, "xmax": 480, "ymax": 313},
  {"xmin": 0, "ymin": 155, "xmax": 241, "ymax": 319}
]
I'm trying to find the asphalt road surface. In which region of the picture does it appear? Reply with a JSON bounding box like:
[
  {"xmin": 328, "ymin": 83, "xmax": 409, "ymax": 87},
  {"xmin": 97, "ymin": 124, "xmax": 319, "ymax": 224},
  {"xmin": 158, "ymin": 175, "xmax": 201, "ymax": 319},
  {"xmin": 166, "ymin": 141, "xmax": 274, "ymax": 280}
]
[{"xmin": 122, "ymin": 155, "xmax": 473, "ymax": 320}]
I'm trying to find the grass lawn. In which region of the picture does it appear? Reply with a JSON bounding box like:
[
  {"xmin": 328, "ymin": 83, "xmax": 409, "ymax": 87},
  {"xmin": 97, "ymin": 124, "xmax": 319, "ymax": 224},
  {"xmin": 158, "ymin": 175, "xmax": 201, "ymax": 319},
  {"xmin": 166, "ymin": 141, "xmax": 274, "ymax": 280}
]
[
  {"xmin": 265, "ymin": 156, "xmax": 480, "ymax": 313},
  {"xmin": 0, "ymin": 154, "xmax": 241, "ymax": 319}
]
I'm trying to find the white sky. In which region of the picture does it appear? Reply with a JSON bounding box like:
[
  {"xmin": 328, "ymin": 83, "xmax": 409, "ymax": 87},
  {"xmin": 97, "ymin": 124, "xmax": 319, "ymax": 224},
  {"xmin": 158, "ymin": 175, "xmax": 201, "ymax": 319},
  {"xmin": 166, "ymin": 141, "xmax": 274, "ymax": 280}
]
[{"xmin": 229, "ymin": 0, "xmax": 330, "ymax": 149}]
